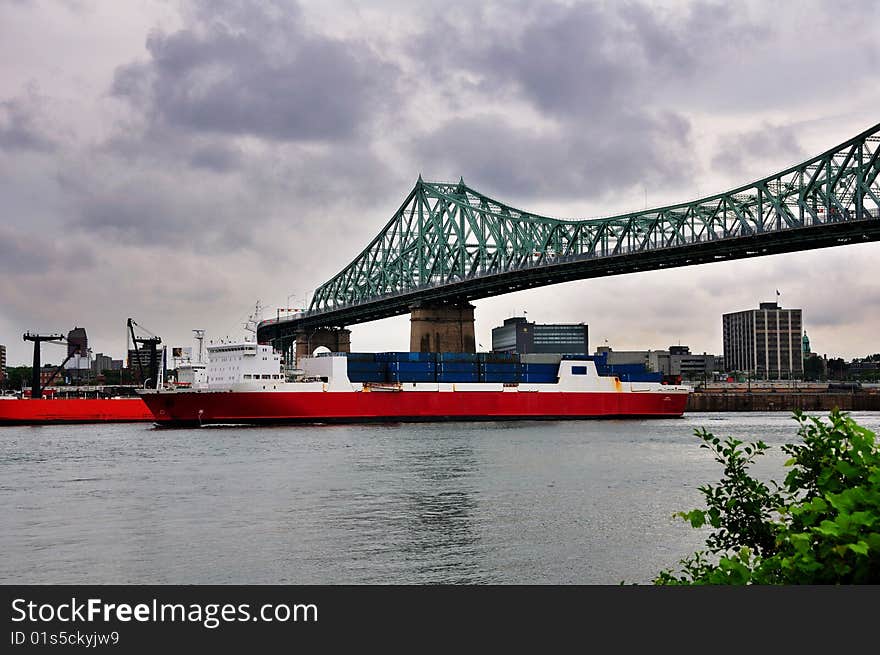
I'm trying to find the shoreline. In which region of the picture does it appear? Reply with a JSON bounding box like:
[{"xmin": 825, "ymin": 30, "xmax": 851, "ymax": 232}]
[{"xmin": 686, "ymin": 391, "xmax": 880, "ymax": 412}]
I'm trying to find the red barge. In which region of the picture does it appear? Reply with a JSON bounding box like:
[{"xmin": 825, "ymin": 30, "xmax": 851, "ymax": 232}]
[
  {"xmin": 138, "ymin": 342, "xmax": 690, "ymax": 427},
  {"xmin": 0, "ymin": 321, "xmax": 163, "ymax": 425},
  {"xmin": 0, "ymin": 396, "xmax": 153, "ymax": 425}
]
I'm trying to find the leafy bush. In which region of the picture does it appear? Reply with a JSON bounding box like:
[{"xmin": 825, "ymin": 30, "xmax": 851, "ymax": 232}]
[{"xmin": 654, "ymin": 409, "xmax": 880, "ymax": 584}]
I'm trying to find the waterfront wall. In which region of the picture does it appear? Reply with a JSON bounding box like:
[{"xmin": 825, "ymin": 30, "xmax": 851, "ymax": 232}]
[{"xmin": 686, "ymin": 392, "xmax": 880, "ymax": 412}]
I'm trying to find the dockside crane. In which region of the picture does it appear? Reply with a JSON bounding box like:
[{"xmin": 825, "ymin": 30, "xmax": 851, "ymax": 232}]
[
  {"xmin": 127, "ymin": 318, "xmax": 163, "ymax": 388},
  {"xmin": 22, "ymin": 332, "xmax": 81, "ymax": 399}
]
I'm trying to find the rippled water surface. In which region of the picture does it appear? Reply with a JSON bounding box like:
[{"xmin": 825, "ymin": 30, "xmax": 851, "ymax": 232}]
[{"xmin": 2, "ymin": 412, "xmax": 879, "ymax": 584}]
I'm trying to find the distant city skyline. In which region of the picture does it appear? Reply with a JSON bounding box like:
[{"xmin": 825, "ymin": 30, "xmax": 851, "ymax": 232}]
[{"xmin": 2, "ymin": 1, "xmax": 878, "ymax": 366}]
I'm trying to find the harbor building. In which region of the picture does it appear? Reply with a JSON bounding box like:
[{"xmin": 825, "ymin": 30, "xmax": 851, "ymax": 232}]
[
  {"xmin": 491, "ymin": 317, "xmax": 588, "ymax": 355},
  {"xmin": 90, "ymin": 353, "xmax": 114, "ymax": 375},
  {"xmin": 649, "ymin": 345, "xmax": 719, "ymax": 380},
  {"xmin": 596, "ymin": 345, "xmax": 719, "ymax": 381},
  {"xmin": 40, "ymin": 365, "xmax": 62, "ymax": 388},
  {"xmin": 723, "ymin": 302, "xmax": 803, "ymax": 379}
]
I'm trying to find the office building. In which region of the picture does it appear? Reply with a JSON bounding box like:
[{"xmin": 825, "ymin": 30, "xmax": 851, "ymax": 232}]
[
  {"xmin": 492, "ymin": 317, "xmax": 588, "ymax": 355},
  {"xmin": 723, "ymin": 302, "xmax": 803, "ymax": 378}
]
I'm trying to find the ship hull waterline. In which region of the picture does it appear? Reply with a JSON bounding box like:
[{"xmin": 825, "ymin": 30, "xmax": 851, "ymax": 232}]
[{"xmin": 142, "ymin": 389, "xmax": 690, "ymax": 427}]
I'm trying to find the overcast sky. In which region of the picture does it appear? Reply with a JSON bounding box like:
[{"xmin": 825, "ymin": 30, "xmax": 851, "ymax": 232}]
[{"xmin": 1, "ymin": 0, "xmax": 878, "ymax": 366}]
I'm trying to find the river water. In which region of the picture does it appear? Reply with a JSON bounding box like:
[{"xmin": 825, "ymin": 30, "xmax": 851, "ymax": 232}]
[{"xmin": 2, "ymin": 411, "xmax": 878, "ymax": 585}]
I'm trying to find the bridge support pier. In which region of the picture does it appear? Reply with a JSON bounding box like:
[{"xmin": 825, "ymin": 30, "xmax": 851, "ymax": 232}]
[
  {"xmin": 409, "ymin": 301, "xmax": 475, "ymax": 353},
  {"xmin": 294, "ymin": 328, "xmax": 351, "ymax": 366}
]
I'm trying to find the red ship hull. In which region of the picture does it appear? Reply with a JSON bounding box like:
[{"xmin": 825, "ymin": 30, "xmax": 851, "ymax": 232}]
[
  {"xmin": 143, "ymin": 389, "xmax": 689, "ymax": 427},
  {"xmin": 0, "ymin": 398, "xmax": 154, "ymax": 425}
]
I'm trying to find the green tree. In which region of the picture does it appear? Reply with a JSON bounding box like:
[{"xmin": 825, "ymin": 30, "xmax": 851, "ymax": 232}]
[
  {"xmin": 803, "ymin": 354, "xmax": 826, "ymax": 381},
  {"xmin": 655, "ymin": 410, "xmax": 880, "ymax": 584},
  {"xmin": 2, "ymin": 366, "xmax": 32, "ymax": 391}
]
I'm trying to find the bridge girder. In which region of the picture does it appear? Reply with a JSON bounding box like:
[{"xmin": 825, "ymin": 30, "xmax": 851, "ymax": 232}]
[{"xmin": 258, "ymin": 121, "xmax": 880, "ymax": 343}]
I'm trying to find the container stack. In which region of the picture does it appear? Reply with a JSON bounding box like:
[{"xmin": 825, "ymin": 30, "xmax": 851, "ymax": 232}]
[
  {"xmin": 344, "ymin": 353, "xmax": 387, "ymax": 383},
  {"xmin": 477, "ymin": 352, "xmax": 521, "ymax": 383},
  {"xmin": 602, "ymin": 364, "xmax": 662, "ymax": 383},
  {"xmin": 436, "ymin": 352, "xmax": 479, "ymax": 383},
  {"xmin": 339, "ymin": 351, "xmax": 576, "ymax": 385},
  {"xmin": 520, "ymin": 363, "xmax": 559, "ymax": 383},
  {"xmin": 377, "ymin": 352, "xmax": 438, "ymax": 383}
]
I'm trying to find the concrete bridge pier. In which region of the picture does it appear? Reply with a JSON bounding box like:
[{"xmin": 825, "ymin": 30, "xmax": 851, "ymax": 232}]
[
  {"xmin": 409, "ymin": 301, "xmax": 476, "ymax": 353},
  {"xmin": 295, "ymin": 328, "xmax": 351, "ymax": 366}
]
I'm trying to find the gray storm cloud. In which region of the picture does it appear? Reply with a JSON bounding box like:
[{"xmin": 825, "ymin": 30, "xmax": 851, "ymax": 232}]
[{"xmin": 111, "ymin": 0, "xmax": 399, "ymax": 142}]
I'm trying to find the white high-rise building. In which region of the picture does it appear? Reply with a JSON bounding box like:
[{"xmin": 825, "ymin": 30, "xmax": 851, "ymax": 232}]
[{"xmin": 723, "ymin": 302, "xmax": 803, "ymax": 379}]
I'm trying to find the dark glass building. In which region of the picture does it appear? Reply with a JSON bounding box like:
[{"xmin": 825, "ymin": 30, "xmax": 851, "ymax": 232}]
[{"xmin": 491, "ymin": 317, "xmax": 588, "ymax": 355}]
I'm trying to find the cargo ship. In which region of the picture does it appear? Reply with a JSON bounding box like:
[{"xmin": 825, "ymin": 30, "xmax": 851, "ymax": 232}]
[{"xmin": 139, "ymin": 342, "xmax": 691, "ymax": 427}]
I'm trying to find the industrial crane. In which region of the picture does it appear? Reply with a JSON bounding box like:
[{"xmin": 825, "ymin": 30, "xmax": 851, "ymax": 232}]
[
  {"xmin": 22, "ymin": 332, "xmax": 81, "ymax": 399},
  {"xmin": 127, "ymin": 318, "xmax": 163, "ymax": 388}
]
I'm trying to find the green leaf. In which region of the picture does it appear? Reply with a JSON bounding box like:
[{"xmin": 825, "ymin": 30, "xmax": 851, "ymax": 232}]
[
  {"xmin": 790, "ymin": 533, "xmax": 812, "ymax": 555},
  {"xmin": 847, "ymin": 541, "xmax": 869, "ymax": 556},
  {"xmin": 814, "ymin": 520, "xmax": 841, "ymax": 537},
  {"xmin": 810, "ymin": 497, "xmax": 828, "ymax": 513}
]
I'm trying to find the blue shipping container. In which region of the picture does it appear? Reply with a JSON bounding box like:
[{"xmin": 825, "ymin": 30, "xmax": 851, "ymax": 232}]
[
  {"xmin": 387, "ymin": 362, "xmax": 436, "ymax": 372},
  {"xmin": 438, "ymin": 362, "xmax": 478, "ymax": 373},
  {"xmin": 521, "ymin": 375, "xmax": 557, "ymax": 384},
  {"xmin": 480, "ymin": 363, "xmax": 522, "ymax": 373},
  {"xmin": 521, "ymin": 363, "xmax": 558, "ymax": 373},
  {"xmin": 346, "ymin": 362, "xmax": 386, "ymax": 372}
]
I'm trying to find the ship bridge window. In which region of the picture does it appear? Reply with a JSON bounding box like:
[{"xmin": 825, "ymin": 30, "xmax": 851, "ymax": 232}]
[
  {"xmin": 571, "ymin": 366, "xmax": 588, "ymax": 375},
  {"xmin": 244, "ymin": 374, "xmax": 252, "ymax": 379},
  {"xmin": 262, "ymin": 374, "xmax": 271, "ymax": 379}
]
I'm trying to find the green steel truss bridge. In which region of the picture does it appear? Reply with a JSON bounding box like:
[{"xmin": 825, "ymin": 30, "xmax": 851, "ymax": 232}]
[{"xmin": 258, "ymin": 121, "xmax": 880, "ymax": 342}]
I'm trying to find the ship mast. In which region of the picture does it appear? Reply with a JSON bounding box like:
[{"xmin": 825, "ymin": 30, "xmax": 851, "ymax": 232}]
[{"xmin": 193, "ymin": 329, "xmax": 206, "ymax": 364}]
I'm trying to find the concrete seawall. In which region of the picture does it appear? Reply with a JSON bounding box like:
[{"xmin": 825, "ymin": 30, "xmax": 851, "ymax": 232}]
[{"xmin": 686, "ymin": 392, "xmax": 880, "ymax": 412}]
